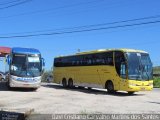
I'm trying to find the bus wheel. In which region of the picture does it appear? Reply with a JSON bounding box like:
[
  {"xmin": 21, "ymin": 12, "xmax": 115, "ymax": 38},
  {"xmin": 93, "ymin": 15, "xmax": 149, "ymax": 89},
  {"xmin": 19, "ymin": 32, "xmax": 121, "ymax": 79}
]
[
  {"xmin": 32, "ymin": 88, "xmax": 38, "ymax": 91},
  {"xmin": 62, "ymin": 79, "xmax": 67, "ymax": 88},
  {"xmin": 7, "ymin": 81, "xmax": 12, "ymax": 90},
  {"xmin": 106, "ymin": 81, "xmax": 115, "ymax": 93},
  {"xmin": 88, "ymin": 87, "xmax": 92, "ymax": 90},
  {"xmin": 78, "ymin": 86, "xmax": 84, "ymax": 89},
  {"xmin": 68, "ymin": 79, "xmax": 73, "ymax": 88},
  {"xmin": 1, "ymin": 78, "xmax": 4, "ymax": 82},
  {"xmin": 128, "ymin": 92, "xmax": 135, "ymax": 95}
]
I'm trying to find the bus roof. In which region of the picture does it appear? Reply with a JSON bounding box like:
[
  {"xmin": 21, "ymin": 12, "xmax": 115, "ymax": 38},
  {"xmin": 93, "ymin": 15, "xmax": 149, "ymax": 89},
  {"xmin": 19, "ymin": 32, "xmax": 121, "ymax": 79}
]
[
  {"xmin": 55, "ymin": 48, "xmax": 148, "ymax": 58},
  {"xmin": 12, "ymin": 47, "xmax": 40, "ymax": 55},
  {"xmin": 77, "ymin": 48, "xmax": 148, "ymax": 55}
]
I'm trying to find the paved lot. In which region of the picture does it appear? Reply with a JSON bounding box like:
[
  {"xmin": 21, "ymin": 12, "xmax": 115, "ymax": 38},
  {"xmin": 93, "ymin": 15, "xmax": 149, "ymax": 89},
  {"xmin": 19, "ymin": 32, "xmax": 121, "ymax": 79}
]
[{"xmin": 0, "ymin": 82, "xmax": 160, "ymax": 114}]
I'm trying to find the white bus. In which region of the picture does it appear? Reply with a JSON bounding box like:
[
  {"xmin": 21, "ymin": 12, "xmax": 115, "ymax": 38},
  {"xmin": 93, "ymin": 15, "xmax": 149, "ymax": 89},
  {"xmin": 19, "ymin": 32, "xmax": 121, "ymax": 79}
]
[{"xmin": 6, "ymin": 47, "xmax": 45, "ymax": 90}]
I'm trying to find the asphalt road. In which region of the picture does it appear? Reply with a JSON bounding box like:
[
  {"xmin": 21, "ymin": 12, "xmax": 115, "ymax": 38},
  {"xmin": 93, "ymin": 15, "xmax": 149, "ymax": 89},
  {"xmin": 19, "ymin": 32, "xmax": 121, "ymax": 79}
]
[{"xmin": 0, "ymin": 82, "xmax": 160, "ymax": 114}]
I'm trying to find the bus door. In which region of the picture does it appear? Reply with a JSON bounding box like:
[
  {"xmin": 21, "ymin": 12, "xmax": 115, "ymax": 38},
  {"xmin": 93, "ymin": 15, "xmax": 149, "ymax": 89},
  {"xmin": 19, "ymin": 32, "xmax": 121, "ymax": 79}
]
[{"xmin": 115, "ymin": 51, "xmax": 127, "ymax": 90}]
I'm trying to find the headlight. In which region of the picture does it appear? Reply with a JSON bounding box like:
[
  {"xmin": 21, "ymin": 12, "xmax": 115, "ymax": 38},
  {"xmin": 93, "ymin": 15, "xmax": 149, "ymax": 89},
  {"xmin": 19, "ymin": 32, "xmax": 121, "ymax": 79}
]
[
  {"xmin": 149, "ymin": 83, "xmax": 153, "ymax": 86},
  {"xmin": 34, "ymin": 78, "xmax": 40, "ymax": 82},
  {"xmin": 10, "ymin": 76, "xmax": 16, "ymax": 80}
]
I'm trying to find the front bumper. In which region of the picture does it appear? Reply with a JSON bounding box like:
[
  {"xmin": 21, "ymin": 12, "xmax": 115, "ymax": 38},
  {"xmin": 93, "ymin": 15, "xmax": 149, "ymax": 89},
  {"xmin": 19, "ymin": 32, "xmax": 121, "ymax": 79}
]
[
  {"xmin": 9, "ymin": 76, "xmax": 41, "ymax": 88},
  {"xmin": 127, "ymin": 80, "xmax": 153, "ymax": 92},
  {"xmin": 127, "ymin": 85, "xmax": 153, "ymax": 92}
]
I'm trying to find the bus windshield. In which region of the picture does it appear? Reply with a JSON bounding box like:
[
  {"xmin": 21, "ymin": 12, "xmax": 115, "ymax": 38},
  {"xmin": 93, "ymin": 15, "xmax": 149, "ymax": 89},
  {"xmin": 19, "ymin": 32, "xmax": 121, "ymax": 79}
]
[
  {"xmin": 10, "ymin": 54, "xmax": 41, "ymax": 77},
  {"xmin": 126, "ymin": 52, "xmax": 152, "ymax": 80}
]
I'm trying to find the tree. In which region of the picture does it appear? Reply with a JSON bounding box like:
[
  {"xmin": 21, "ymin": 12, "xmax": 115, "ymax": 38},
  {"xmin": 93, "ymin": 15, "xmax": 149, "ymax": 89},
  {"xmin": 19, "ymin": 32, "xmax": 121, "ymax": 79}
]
[{"xmin": 41, "ymin": 70, "xmax": 53, "ymax": 82}]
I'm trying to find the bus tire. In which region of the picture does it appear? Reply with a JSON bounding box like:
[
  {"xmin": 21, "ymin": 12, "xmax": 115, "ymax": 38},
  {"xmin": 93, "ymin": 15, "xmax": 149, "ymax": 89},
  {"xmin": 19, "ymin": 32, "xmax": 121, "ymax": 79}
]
[
  {"xmin": 106, "ymin": 81, "xmax": 115, "ymax": 93},
  {"xmin": 78, "ymin": 86, "xmax": 84, "ymax": 89},
  {"xmin": 1, "ymin": 78, "xmax": 4, "ymax": 82},
  {"xmin": 32, "ymin": 88, "xmax": 38, "ymax": 91},
  {"xmin": 88, "ymin": 87, "xmax": 92, "ymax": 90},
  {"xmin": 62, "ymin": 79, "xmax": 67, "ymax": 88},
  {"xmin": 68, "ymin": 79, "xmax": 73, "ymax": 88},
  {"xmin": 7, "ymin": 81, "xmax": 12, "ymax": 90},
  {"xmin": 128, "ymin": 92, "xmax": 135, "ymax": 95}
]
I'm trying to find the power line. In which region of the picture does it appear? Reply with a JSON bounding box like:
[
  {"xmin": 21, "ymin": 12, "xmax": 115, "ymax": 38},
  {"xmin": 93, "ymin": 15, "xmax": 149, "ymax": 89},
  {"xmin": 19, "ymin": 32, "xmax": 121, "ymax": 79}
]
[
  {"xmin": 0, "ymin": 20, "xmax": 160, "ymax": 38},
  {"xmin": 0, "ymin": 0, "xmax": 32, "ymax": 10},
  {"xmin": 0, "ymin": 0, "xmax": 148, "ymax": 19},
  {"xmin": 1, "ymin": 14, "xmax": 160, "ymax": 36},
  {"xmin": 0, "ymin": 0, "xmax": 23, "ymax": 6},
  {"xmin": 0, "ymin": 0, "xmax": 103, "ymax": 18}
]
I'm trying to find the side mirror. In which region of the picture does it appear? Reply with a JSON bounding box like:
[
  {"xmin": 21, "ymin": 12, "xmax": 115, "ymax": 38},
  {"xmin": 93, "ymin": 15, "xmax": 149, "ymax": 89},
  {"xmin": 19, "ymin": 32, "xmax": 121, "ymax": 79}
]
[
  {"xmin": 41, "ymin": 58, "xmax": 45, "ymax": 67},
  {"xmin": 6, "ymin": 55, "xmax": 11, "ymax": 65},
  {"xmin": 41, "ymin": 58, "xmax": 45, "ymax": 73}
]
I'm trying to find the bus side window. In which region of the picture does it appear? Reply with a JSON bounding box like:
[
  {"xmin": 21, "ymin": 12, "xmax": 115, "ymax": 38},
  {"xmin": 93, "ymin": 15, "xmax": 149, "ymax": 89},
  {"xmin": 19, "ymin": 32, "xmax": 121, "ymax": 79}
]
[
  {"xmin": 104, "ymin": 52, "xmax": 113, "ymax": 66},
  {"xmin": 86, "ymin": 55, "xmax": 92, "ymax": 65},
  {"xmin": 54, "ymin": 58, "xmax": 59, "ymax": 67},
  {"xmin": 72, "ymin": 60, "xmax": 76, "ymax": 66},
  {"xmin": 96, "ymin": 53, "xmax": 105, "ymax": 65},
  {"xmin": 82, "ymin": 55, "xmax": 88, "ymax": 66}
]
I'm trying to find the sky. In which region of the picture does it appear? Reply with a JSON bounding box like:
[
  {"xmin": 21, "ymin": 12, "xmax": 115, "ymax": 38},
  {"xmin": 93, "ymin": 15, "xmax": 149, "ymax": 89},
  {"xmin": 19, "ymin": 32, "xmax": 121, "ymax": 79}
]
[{"xmin": 0, "ymin": 0, "xmax": 160, "ymax": 70}]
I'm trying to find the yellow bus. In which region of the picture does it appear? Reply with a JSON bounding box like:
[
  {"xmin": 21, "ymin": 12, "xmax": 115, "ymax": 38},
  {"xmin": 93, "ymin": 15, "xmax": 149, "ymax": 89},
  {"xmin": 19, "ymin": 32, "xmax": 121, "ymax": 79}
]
[{"xmin": 53, "ymin": 49, "xmax": 153, "ymax": 94}]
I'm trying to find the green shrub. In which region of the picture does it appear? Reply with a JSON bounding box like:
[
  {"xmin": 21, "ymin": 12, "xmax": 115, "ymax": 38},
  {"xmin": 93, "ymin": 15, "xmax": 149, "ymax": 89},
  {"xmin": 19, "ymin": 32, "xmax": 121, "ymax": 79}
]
[{"xmin": 153, "ymin": 77, "xmax": 160, "ymax": 88}]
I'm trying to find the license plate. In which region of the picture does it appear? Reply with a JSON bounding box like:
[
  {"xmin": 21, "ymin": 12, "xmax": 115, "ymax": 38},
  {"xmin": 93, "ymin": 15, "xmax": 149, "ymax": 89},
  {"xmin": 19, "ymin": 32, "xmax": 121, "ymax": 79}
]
[
  {"xmin": 141, "ymin": 87, "xmax": 145, "ymax": 91},
  {"xmin": 23, "ymin": 84, "xmax": 29, "ymax": 86}
]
